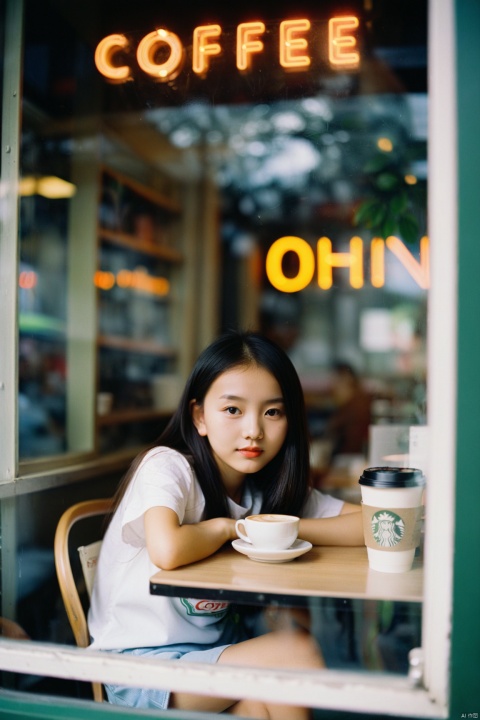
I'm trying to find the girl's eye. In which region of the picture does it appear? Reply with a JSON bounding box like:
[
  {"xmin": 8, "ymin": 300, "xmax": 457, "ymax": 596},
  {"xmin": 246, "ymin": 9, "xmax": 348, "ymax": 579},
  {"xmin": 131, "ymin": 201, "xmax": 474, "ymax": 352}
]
[
  {"xmin": 225, "ymin": 406, "xmax": 240, "ymax": 415},
  {"xmin": 265, "ymin": 408, "xmax": 283, "ymax": 417}
]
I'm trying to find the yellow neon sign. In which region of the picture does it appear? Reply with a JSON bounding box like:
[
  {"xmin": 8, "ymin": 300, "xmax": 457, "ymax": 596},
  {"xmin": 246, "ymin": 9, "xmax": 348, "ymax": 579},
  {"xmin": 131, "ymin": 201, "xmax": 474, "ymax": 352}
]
[
  {"xmin": 370, "ymin": 237, "xmax": 385, "ymax": 288},
  {"xmin": 265, "ymin": 236, "xmax": 315, "ymax": 293},
  {"xmin": 95, "ymin": 16, "xmax": 360, "ymax": 83},
  {"xmin": 386, "ymin": 235, "xmax": 430, "ymax": 289},
  {"xmin": 317, "ymin": 236, "xmax": 363, "ymax": 289},
  {"xmin": 266, "ymin": 235, "xmax": 430, "ymax": 292}
]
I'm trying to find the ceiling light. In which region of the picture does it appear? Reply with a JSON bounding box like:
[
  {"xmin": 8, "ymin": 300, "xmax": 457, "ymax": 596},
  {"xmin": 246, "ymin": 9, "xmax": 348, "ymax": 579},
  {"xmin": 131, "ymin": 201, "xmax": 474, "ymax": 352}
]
[{"xmin": 20, "ymin": 176, "xmax": 77, "ymax": 199}]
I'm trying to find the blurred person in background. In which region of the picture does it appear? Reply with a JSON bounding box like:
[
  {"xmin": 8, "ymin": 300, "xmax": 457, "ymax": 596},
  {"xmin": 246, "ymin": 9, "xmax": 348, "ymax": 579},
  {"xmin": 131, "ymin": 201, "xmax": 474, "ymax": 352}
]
[{"xmin": 325, "ymin": 362, "xmax": 371, "ymax": 459}]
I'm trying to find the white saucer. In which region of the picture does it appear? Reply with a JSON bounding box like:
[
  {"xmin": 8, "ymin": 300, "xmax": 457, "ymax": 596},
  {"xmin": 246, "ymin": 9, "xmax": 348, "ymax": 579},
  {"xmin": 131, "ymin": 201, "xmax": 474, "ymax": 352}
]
[{"xmin": 231, "ymin": 538, "xmax": 313, "ymax": 563}]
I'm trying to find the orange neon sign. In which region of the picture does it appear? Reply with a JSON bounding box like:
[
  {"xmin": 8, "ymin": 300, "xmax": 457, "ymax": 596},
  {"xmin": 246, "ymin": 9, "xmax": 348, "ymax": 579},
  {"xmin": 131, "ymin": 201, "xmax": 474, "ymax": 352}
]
[
  {"xmin": 94, "ymin": 16, "xmax": 360, "ymax": 83},
  {"xmin": 137, "ymin": 29, "xmax": 184, "ymax": 81},
  {"xmin": 328, "ymin": 16, "xmax": 360, "ymax": 66},
  {"xmin": 94, "ymin": 268, "xmax": 170, "ymax": 297},
  {"xmin": 266, "ymin": 235, "xmax": 430, "ymax": 292},
  {"xmin": 237, "ymin": 22, "xmax": 265, "ymax": 70},
  {"xmin": 94, "ymin": 33, "xmax": 131, "ymax": 83},
  {"xmin": 193, "ymin": 25, "xmax": 222, "ymax": 75},
  {"xmin": 279, "ymin": 19, "xmax": 311, "ymax": 69}
]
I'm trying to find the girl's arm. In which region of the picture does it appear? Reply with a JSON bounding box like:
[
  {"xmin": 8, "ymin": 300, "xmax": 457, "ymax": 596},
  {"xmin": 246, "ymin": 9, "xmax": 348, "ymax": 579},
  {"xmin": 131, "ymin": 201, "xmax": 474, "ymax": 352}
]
[
  {"xmin": 299, "ymin": 507, "xmax": 364, "ymax": 546},
  {"xmin": 144, "ymin": 506, "xmax": 237, "ymax": 570}
]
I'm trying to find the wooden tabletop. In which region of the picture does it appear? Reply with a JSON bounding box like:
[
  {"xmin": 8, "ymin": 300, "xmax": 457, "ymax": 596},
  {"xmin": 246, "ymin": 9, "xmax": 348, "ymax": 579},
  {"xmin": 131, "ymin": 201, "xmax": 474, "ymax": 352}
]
[{"xmin": 150, "ymin": 545, "xmax": 423, "ymax": 606}]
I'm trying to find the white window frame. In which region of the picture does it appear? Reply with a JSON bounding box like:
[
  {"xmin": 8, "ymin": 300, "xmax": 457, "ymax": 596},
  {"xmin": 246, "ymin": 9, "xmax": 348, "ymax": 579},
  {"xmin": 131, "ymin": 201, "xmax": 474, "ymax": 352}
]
[{"xmin": 0, "ymin": 0, "xmax": 454, "ymax": 716}]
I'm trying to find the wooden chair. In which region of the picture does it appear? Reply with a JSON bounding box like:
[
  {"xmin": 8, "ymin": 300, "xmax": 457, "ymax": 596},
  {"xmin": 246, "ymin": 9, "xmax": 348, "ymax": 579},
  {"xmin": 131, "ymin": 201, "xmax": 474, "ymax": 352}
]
[{"xmin": 54, "ymin": 498, "xmax": 113, "ymax": 702}]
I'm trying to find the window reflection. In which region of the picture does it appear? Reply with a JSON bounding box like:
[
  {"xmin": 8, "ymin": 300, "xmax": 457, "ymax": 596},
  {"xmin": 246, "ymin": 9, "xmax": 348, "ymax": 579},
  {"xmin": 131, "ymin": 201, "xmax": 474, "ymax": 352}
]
[
  {"xmin": 12, "ymin": 0, "xmax": 429, "ymax": 703},
  {"xmin": 19, "ymin": 191, "xmax": 69, "ymax": 458},
  {"xmin": 141, "ymin": 92, "xmax": 428, "ymax": 479},
  {"xmin": 18, "ymin": 1, "xmax": 428, "ymax": 466}
]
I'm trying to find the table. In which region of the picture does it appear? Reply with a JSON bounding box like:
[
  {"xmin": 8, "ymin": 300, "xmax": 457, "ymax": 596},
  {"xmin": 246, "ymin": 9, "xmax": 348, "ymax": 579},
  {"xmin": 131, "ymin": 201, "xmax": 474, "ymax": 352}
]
[{"xmin": 150, "ymin": 545, "xmax": 423, "ymax": 607}]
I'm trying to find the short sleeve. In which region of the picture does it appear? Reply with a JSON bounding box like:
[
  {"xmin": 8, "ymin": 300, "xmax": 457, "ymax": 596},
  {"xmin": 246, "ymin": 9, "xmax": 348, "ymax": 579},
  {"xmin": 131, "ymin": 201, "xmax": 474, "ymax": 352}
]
[
  {"xmin": 302, "ymin": 488, "xmax": 344, "ymax": 518},
  {"xmin": 120, "ymin": 448, "xmax": 197, "ymax": 547}
]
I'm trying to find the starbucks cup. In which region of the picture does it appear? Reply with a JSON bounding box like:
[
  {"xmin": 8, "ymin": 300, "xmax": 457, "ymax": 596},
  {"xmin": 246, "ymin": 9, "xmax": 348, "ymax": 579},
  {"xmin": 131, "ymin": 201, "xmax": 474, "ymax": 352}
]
[{"xmin": 359, "ymin": 466, "xmax": 425, "ymax": 573}]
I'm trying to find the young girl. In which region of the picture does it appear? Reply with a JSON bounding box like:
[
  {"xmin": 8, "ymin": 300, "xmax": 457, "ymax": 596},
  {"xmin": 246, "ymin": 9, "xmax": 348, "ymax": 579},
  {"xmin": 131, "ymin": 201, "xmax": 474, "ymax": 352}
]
[{"xmin": 88, "ymin": 330, "xmax": 363, "ymax": 718}]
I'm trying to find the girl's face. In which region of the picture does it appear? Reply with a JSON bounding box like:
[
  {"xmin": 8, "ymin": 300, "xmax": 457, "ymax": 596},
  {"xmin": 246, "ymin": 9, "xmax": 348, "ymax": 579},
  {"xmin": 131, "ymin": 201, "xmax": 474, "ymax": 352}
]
[{"xmin": 192, "ymin": 364, "xmax": 288, "ymax": 490}]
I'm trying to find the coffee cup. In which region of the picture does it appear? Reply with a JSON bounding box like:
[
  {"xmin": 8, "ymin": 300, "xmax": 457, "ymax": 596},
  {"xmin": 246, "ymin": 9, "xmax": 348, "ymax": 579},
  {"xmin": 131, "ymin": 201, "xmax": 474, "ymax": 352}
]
[
  {"xmin": 359, "ymin": 466, "xmax": 425, "ymax": 573},
  {"xmin": 235, "ymin": 514, "xmax": 299, "ymax": 550}
]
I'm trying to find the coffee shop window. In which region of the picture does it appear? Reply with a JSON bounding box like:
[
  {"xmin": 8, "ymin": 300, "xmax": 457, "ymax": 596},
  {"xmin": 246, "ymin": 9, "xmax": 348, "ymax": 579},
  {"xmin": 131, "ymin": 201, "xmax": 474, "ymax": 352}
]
[{"xmin": 1, "ymin": 0, "xmax": 459, "ymax": 716}]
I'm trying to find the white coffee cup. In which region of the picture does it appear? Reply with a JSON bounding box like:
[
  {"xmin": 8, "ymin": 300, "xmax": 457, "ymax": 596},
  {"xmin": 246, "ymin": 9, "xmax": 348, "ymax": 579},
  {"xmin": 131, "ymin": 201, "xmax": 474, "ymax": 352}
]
[
  {"xmin": 235, "ymin": 514, "xmax": 299, "ymax": 550},
  {"xmin": 359, "ymin": 466, "xmax": 425, "ymax": 573}
]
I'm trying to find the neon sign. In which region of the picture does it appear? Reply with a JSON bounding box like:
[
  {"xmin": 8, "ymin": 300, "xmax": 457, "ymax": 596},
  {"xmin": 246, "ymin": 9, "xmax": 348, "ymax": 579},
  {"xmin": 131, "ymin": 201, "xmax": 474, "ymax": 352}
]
[
  {"xmin": 94, "ymin": 16, "xmax": 360, "ymax": 83},
  {"xmin": 328, "ymin": 16, "xmax": 360, "ymax": 66},
  {"xmin": 94, "ymin": 268, "xmax": 170, "ymax": 297},
  {"xmin": 19, "ymin": 271, "xmax": 38, "ymax": 290},
  {"xmin": 266, "ymin": 235, "xmax": 430, "ymax": 292}
]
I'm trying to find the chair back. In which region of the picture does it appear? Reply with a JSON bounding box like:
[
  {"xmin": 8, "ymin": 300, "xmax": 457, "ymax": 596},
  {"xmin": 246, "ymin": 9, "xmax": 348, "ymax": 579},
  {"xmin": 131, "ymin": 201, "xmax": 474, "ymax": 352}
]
[{"xmin": 54, "ymin": 498, "xmax": 113, "ymax": 702}]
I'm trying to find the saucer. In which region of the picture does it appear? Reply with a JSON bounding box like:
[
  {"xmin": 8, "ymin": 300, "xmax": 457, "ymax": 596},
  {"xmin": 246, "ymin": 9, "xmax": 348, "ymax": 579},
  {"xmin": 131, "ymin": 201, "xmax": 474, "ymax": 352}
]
[{"xmin": 231, "ymin": 538, "xmax": 313, "ymax": 563}]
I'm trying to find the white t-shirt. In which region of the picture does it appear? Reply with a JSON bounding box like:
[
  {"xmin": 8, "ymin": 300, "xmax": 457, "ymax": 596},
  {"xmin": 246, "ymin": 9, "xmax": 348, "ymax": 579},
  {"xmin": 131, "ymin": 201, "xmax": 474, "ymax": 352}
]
[{"xmin": 88, "ymin": 447, "xmax": 344, "ymax": 651}]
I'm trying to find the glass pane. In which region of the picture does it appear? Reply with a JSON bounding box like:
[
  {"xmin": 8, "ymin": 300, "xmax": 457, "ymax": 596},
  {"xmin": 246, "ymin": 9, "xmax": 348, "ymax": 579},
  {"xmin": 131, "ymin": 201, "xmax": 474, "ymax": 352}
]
[
  {"xmin": 17, "ymin": 1, "xmax": 428, "ymax": 467},
  {"xmin": 10, "ymin": 0, "xmax": 429, "ymax": 708},
  {"xmin": 18, "ymin": 189, "xmax": 69, "ymax": 458}
]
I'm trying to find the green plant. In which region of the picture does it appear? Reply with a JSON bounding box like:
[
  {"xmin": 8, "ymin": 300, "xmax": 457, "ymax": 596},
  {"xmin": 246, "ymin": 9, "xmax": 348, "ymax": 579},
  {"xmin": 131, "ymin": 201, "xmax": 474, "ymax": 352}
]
[{"xmin": 353, "ymin": 152, "xmax": 424, "ymax": 244}]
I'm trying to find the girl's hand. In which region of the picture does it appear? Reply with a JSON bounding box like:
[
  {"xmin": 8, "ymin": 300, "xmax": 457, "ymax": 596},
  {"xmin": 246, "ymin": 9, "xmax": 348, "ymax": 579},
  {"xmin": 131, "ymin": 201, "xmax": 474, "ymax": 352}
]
[{"xmin": 145, "ymin": 507, "xmax": 237, "ymax": 570}]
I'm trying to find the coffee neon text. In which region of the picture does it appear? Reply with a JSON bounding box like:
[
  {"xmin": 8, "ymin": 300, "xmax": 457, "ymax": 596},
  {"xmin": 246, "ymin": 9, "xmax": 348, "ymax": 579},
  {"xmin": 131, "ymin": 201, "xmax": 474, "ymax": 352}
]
[{"xmin": 94, "ymin": 16, "xmax": 360, "ymax": 83}]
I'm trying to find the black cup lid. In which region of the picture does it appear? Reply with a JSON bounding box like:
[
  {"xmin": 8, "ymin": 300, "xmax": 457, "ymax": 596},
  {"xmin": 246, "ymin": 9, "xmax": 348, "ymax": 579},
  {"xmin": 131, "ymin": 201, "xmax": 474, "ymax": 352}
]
[{"xmin": 359, "ymin": 466, "xmax": 425, "ymax": 488}]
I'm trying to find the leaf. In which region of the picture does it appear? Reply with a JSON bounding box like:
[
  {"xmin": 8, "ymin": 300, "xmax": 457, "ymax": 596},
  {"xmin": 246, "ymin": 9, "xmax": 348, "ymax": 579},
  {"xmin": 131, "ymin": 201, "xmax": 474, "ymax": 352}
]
[
  {"xmin": 369, "ymin": 202, "xmax": 387, "ymax": 228},
  {"xmin": 376, "ymin": 172, "xmax": 400, "ymax": 192},
  {"xmin": 389, "ymin": 191, "xmax": 408, "ymax": 215},
  {"xmin": 398, "ymin": 214, "xmax": 420, "ymax": 245},
  {"xmin": 363, "ymin": 154, "xmax": 391, "ymax": 174},
  {"xmin": 353, "ymin": 198, "xmax": 381, "ymax": 226},
  {"xmin": 381, "ymin": 214, "xmax": 397, "ymax": 238}
]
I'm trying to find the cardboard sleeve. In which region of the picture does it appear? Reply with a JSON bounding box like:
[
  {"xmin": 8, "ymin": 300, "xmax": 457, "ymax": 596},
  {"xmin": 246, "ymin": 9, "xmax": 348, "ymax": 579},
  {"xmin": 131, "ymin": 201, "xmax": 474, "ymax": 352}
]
[{"xmin": 361, "ymin": 504, "xmax": 423, "ymax": 553}]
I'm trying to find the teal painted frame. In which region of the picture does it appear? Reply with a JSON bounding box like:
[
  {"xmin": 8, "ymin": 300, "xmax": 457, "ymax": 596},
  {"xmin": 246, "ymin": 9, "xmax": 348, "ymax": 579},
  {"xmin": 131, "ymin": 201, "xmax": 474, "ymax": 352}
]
[
  {"xmin": 450, "ymin": 0, "xmax": 480, "ymax": 717},
  {"xmin": 1, "ymin": 1, "xmax": 479, "ymax": 719}
]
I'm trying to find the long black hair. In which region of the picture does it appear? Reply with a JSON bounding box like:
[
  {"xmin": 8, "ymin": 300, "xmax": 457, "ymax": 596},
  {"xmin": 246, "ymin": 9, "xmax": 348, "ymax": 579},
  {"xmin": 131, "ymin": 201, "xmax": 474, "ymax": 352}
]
[{"xmin": 112, "ymin": 330, "xmax": 312, "ymax": 519}]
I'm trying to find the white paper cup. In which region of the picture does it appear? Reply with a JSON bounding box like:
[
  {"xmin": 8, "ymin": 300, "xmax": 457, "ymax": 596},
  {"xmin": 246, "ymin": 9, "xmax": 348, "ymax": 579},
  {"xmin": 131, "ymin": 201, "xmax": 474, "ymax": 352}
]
[
  {"xmin": 359, "ymin": 467, "xmax": 425, "ymax": 573},
  {"xmin": 235, "ymin": 514, "xmax": 299, "ymax": 550}
]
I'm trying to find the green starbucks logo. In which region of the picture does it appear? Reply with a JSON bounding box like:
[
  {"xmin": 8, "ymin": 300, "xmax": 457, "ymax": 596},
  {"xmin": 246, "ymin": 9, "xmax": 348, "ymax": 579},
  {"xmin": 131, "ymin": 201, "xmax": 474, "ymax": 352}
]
[{"xmin": 371, "ymin": 511, "xmax": 405, "ymax": 547}]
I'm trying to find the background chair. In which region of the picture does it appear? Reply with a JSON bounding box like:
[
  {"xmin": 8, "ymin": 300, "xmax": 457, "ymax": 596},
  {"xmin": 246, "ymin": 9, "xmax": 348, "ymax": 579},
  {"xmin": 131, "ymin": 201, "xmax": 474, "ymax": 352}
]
[{"xmin": 54, "ymin": 498, "xmax": 113, "ymax": 702}]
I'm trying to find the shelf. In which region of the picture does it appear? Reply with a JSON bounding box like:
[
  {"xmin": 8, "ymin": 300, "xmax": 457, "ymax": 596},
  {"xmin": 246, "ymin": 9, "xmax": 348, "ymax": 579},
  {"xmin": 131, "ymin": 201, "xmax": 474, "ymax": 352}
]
[
  {"xmin": 98, "ymin": 335, "xmax": 177, "ymax": 357},
  {"xmin": 95, "ymin": 155, "xmax": 185, "ymax": 450},
  {"xmin": 97, "ymin": 407, "xmax": 173, "ymax": 426},
  {"xmin": 99, "ymin": 228, "xmax": 183, "ymax": 262},
  {"xmin": 102, "ymin": 165, "xmax": 181, "ymax": 214}
]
